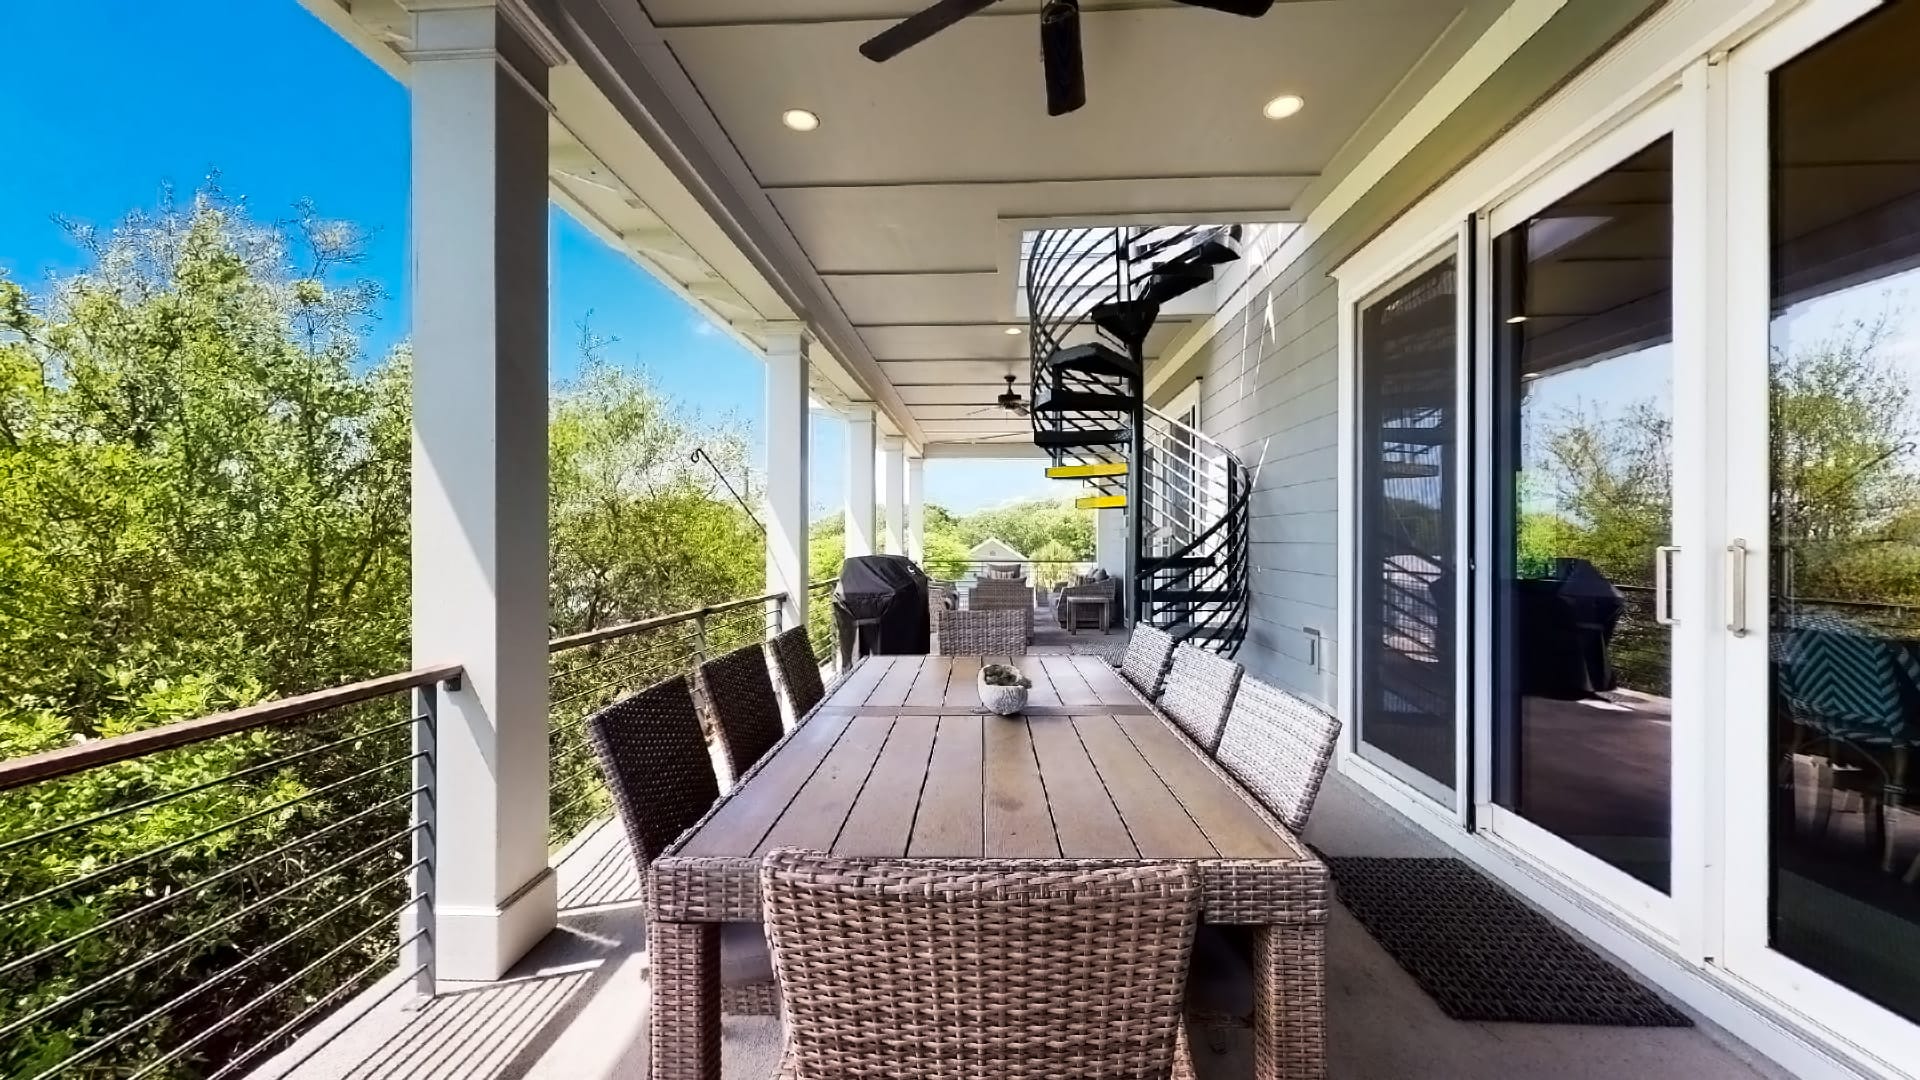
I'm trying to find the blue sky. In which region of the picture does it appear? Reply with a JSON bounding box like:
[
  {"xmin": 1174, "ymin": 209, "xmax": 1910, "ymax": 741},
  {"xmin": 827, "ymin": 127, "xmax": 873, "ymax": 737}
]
[{"xmin": 0, "ymin": 0, "xmax": 1055, "ymax": 517}]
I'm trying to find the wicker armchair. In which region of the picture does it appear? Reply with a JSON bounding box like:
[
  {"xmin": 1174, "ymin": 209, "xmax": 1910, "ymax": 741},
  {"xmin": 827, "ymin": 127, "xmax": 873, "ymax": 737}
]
[
  {"xmin": 760, "ymin": 851, "xmax": 1202, "ymax": 1080},
  {"xmin": 696, "ymin": 643, "xmax": 786, "ymax": 783},
  {"xmin": 583, "ymin": 677, "xmax": 776, "ymax": 1015},
  {"xmin": 1053, "ymin": 574, "xmax": 1119, "ymax": 631},
  {"xmin": 967, "ymin": 580, "xmax": 1035, "ymax": 641},
  {"xmin": 934, "ymin": 608, "xmax": 1028, "ymax": 656},
  {"xmin": 1158, "ymin": 644, "xmax": 1244, "ymax": 753},
  {"xmin": 1215, "ymin": 676, "xmax": 1342, "ymax": 833},
  {"xmin": 767, "ymin": 626, "xmax": 828, "ymax": 721},
  {"xmin": 1119, "ymin": 625, "xmax": 1178, "ymax": 700}
]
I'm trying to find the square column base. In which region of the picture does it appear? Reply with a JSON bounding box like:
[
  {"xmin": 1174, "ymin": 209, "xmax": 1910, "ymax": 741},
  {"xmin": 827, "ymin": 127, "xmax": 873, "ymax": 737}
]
[{"xmin": 434, "ymin": 867, "xmax": 558, "ymax": 982}]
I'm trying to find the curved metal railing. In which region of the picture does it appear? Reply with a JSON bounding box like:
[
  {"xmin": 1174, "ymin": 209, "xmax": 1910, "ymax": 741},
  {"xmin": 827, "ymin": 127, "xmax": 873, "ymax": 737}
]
[{"xmin": 1022, "ymin": 225, "xmax": 1252, "ymax": 654}]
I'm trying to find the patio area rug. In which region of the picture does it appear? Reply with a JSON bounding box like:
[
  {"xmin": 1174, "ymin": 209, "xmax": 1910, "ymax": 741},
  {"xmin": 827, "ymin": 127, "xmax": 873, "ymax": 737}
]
[{"xmin": 1326, "ymin": 856, "xmax": 1692, "ymax": 1026}]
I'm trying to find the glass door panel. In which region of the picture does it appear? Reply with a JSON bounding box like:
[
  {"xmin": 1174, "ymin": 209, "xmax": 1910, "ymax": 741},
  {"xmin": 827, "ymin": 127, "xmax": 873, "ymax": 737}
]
[
  {"xmin": 1762, "ymin": 0, "xmax": 1920, "ymax": 1021},
  {"xmin": 1492, "ymin": 136, "xmax": 1676, "ymax": 893},
  {"xmin": 1357, "ymin": 253, "xmax": 1460, "ymax": 797}
]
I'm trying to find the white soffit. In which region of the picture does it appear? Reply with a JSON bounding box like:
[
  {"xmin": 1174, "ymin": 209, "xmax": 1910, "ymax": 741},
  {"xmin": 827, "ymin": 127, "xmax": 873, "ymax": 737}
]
[
  {"xmin": 604, "ymin": 0, "xmax": 1510, "ymax": 444},
  {"xmin": 295, "ymin": 0, "xmax": 873, "ymax": 412}
]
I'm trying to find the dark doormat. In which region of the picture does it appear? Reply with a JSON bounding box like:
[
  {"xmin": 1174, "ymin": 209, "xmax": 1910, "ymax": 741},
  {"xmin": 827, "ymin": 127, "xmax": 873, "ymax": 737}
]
[{"xmin": 1327, "ymin": 856, "xmax": 1691, "ymax": 1026}]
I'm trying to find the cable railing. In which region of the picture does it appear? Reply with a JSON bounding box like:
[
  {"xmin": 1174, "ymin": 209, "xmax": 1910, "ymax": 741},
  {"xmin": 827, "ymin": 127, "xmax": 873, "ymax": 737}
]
[
  {"xmin": 0, "ymin": 665, "xmax": 455, "ymax": 1080},
  {"xmin": 0, "ymin": 580, "xmax": 847, "ymax": 1078}
]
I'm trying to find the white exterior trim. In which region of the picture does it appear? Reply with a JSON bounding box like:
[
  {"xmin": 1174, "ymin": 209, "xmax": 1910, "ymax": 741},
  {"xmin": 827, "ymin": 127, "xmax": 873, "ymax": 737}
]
[{"xmin": 1330, "ymin": 1, "xmax": 1920, "ymax": 1076}]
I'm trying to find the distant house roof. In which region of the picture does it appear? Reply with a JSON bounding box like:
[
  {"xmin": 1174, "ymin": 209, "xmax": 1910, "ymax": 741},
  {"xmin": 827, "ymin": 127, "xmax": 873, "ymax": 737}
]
[{"xmin": 968, "ymin": 537, "xmax": 1027, "ymax": 561}]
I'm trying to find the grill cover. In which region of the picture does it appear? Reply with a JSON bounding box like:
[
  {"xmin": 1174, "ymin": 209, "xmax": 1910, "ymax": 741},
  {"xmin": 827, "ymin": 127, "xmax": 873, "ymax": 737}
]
[
  {"xmin": 832, "ymin": 555, "xmax": 930, "ymax": 665},
  {"xmin": 1515, "ymin": 558, "xmax": 1625, "ymax": 699}
]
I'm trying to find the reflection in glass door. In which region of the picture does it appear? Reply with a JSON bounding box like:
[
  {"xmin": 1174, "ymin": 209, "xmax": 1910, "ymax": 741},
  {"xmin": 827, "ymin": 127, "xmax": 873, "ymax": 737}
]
[
  {"xmin": 1758, "ymin": 0, "xmax": 1920, "ymax": 1022},
  {"xmin": 1357, "ymin": 253, "xmax": 1459, "ymax": 798},
  {"xmin": 1492, "ymin": 136, "xmax": 1675, "ymax": 893}
]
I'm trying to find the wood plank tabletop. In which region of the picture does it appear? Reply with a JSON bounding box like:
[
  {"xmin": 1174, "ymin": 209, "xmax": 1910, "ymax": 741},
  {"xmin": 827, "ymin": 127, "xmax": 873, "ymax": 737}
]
[
  {"xmin": 675, "ymin": 655, "xmax": 1310, "ymax": 864},
  {"xmin": 815, "ymin": 654, "xmax": 1152, "ymax": 716}
]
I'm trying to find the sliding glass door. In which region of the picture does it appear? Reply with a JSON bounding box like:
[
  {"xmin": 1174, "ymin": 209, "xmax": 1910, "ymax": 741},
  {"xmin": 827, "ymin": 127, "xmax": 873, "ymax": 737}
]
[
  {"xmin": 1354, "ymin": 247, "xmax": 1466, "ymax": 802},
  {"xmin": 1725, "ymin": 0, "xmax": 1920, "ymax": 1045},
  {"xmin": 1484, "ymin": 108, "xmax": 1681, "ymax": 918}
]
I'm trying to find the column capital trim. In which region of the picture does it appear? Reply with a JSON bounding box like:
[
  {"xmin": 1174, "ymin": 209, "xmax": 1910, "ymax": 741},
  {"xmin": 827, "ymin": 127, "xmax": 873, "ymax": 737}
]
[{"xmin": 402, "ymin": 0, "xmax": 568, "ymax": 70}]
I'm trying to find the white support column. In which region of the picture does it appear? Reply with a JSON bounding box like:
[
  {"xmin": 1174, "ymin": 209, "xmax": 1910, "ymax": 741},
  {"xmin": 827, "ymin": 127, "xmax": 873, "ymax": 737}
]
[
  {"xmin": 906, "ymin": 454, "xmax": 926, "ymax": 565},
  {"xmin": 842, "ymin": 405, "xmax": 877, "ymax": 558},
  {"xmin": 409, "ymin": 2, "xmax": 557, "ymax": 982},
  {"xmin": 765, "ymin": 334, "xmax": 811, "ymax": 630},
  {"xmin": 880, "ymin": 435, "xmax": 907, "ymax": 556}
]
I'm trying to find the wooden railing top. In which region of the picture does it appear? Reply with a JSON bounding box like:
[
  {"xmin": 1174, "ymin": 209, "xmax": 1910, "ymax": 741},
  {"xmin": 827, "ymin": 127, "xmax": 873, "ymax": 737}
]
[{"xmin": 0, "ymin": 663, "xmax": 463, "ymax": 793}]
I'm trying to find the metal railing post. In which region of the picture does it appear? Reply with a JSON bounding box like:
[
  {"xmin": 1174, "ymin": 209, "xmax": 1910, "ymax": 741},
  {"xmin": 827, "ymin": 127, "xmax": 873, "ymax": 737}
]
[
  {"xmin": 404, "ymin": 681, "xmax": 441, "ymax": 1007},
  {"xmin": 692, "ymin": 610, "xmax": 711, "ymax": 667}
]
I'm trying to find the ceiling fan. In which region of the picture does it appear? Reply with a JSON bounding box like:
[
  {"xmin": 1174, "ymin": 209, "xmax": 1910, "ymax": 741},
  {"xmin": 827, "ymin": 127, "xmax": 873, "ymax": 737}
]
[
  {"xmin": 967, "ymin": 374, "xmax": 1032, "ymax": 417},
  {"xmin": 860, "ymin": 0, "xmax": 1277, "ymax": 117}
]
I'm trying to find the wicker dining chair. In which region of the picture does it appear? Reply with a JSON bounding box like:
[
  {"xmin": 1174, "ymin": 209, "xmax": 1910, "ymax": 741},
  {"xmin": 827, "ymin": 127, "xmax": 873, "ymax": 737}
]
[
  {"xmin": 696, "ymin": 642, "xmax": 786, "ymax": 783},
  {"xmin": 1214, "ymin": 676, "xmax": 1343, "ymax": 833},
  {"xmin": 582, "ymin": 677, "xmax": 777, "ymax": 1015},
  {"xmin": 1157, "ymin": 644, "xmax": 1244, "ymax": 754},
  {"xmin": 934, "ymin": 608, "xmax": 1028, "ymax": 656},
  {"xmin": 760, "ymin": 850, "xmax": 1203, "ymax": 1080},
  {"xmin": 1119, "ymin": 625, "xmax": 1179, "ymax": 700},
  {"xmin": 767, "ymin": 626, "xmax": 828, "ymax": 721}
]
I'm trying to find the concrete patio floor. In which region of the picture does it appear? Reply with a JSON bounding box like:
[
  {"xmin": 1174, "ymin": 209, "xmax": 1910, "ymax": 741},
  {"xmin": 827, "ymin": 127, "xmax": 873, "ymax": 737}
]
[{"xmin": 257, "ymin": 761, "xmax": 1790, "ymax": 1080}]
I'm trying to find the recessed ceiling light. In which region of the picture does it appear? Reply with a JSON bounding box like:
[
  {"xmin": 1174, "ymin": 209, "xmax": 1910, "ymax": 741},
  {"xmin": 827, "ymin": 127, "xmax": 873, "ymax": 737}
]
[
  {"xmin": 1005, "ymin": 326, "xmax": 1024, "ymax": 336},
  {"xmin": 782, "ymin": 109, "xmax": 821, "ymax": 132},
  {"xmin": 1262, "ymin": 94, "xmax": 1305, "ymax": 120},
  {"xmin": 1522, "ymin": 372, "xmax": 1543, "ymax": 381},
  {"xmin": 1505, "ymin": 314, "xmax": 1529, "ymax": 325}
]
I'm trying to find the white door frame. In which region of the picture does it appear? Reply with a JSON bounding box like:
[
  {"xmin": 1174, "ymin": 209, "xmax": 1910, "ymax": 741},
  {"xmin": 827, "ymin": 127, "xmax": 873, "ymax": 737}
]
[
  {"xmin": 1474, "ymin": 89, "xmax": 1694, "ymax": 941},
  {"xmin": 1720, "ymin": 1, "xmax": 1920, "ymax": 1072},
  {"xmin": 1338, "ymin": 236, "xmax": 1475, "ymax": 818}
]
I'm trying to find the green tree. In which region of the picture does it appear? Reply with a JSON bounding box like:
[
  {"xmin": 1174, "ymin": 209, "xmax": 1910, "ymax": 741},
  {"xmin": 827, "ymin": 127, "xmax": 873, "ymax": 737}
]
[
  {"xmin": 548, "ymin": 339, "xmax": 763, "ymax": 635},
  {"xmin": 952, "ymin": 497, "xmax": 1094, "ymax": 560},
  {"xmin": 0, "ymin": 189, "xmax": 414, "ymax": 1077}
]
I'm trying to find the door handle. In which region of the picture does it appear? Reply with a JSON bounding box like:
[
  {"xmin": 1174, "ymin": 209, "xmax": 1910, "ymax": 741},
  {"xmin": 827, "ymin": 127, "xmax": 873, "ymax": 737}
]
[
  {"xmin": 1726, "ymin": 539, "xmax": 1749, "ymax": 637},
  {"xmin": 1654, "ymin": 546, "xmax": 1679, "ymax": 626}
]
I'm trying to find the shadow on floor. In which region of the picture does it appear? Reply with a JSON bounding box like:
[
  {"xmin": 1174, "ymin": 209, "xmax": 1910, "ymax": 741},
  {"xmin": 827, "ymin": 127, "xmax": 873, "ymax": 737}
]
[{"xmin": 257, "ymin": 773, "xmax": 1789, "ymax": 1080}]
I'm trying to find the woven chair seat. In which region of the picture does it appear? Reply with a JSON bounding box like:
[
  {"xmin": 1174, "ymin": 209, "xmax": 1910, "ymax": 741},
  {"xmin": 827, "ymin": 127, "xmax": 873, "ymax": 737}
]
[
  {"xmin": 762, "ymin": 852, "xmax": 1202, "ymax": 1080},
  {"xmin": 1158, "ymin": 644, "xmax": 1244, "ymax": 754},
  {"xmin": 1214, "ymin": 676, "xmax": 1342, "ymax": 833},
  {"xmin": 768, "ymin": 626, "xmax": 828, "ymax": 721},
  {"xmin": 697, "ymin": 643, "xmax": 787, "ymax": 783},
  {"xmin": 1120, "ymin": 625, "xmax": 1178, "ymax": 700},
  {"xmin": 934, "ymin": 608, "xmax": 1028, "ymax": 656},
  {"xmin": 583, "ymin": 677, "xmax": 776, "ymax": 1016}
]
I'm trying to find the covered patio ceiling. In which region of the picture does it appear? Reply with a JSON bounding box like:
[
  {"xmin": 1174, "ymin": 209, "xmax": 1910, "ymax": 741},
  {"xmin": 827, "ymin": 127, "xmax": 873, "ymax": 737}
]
[
  {"xmin": 599, "ymin": 0, "xmax": 1509, "ymax": 449},
  {"xmin": 303, "ymin": 0, "xmax": 1641, "ymax": 451}
]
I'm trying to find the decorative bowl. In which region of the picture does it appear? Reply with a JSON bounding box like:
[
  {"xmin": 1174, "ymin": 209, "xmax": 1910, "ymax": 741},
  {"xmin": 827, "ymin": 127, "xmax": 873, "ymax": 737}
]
[{"xmin": 977, "ymin": 663, "xmax": 1031, "ymax": 716}]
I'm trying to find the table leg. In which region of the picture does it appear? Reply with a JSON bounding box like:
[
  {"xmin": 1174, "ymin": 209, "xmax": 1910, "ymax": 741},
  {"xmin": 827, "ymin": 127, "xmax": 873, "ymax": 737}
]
[
  {"xmin": 1249, "ymin": 923, "xmax": 1327, "ymax": 1080},
  {"xmin": 651, "ymin": 920, "xmax": 721, "ymax": 1080}
]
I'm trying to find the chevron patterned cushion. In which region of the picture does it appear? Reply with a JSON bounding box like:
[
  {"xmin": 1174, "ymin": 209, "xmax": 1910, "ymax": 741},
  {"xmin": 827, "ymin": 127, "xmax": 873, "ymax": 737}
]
[{"xmin": 1776, "ymin": 612, "xmax": 1920, "ymax": 744}]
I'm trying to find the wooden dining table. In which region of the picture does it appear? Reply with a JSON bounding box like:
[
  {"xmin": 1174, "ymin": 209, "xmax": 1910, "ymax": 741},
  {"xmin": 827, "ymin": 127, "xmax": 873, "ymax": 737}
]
[{"xmin": 647, "ymin": 654, "xmax": 1329, "ymax": 1080}]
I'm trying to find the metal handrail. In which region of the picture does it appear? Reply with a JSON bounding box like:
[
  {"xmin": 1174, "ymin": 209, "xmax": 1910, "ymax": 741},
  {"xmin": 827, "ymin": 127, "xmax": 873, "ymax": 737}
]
[
  {"xmin": 548, "ymin": 589, "xmax": 790, "ymax": 652},
  {"xmin": 0, "ymin": 663, "xmax": 461, "ymax": 792}
]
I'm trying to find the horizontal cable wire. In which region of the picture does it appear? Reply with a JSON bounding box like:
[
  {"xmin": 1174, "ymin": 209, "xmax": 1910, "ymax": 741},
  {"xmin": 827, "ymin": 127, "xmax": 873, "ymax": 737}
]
[
  {"xmin": 0, "ymin": 750, "xmax": 425, "ymax": 920},
  {"xmin": 105, "ymin": 909, "xmax": 426, "ymax": 1080},
  {"xmin": 0, "ymin": 827, "xmax": 426, "ymax": 1043},
  {"xmin": 0, "ymin": 713, "xmax": 421, "ymax": 856},
  {"xmin": 209, "ymin": 953, "xmax": 429, "ymax": 1080},
  {"xmin": 0, "ymin": 784, "xmax": 425, "ymax": 981}
]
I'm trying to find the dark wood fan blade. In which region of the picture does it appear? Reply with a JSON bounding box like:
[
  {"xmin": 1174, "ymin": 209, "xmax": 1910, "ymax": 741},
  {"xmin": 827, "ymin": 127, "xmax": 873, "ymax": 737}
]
[
  {"xmin": 860, "ymin": 0, "xmax": 1001, "ymax": 61},
  {"xmin": 1173, "ymin": 0, "xmax": 1275, "ymax": 15},
  {"xmin": 1040, "ymin": 0, "xmax": 1086, "ymax": 116}
]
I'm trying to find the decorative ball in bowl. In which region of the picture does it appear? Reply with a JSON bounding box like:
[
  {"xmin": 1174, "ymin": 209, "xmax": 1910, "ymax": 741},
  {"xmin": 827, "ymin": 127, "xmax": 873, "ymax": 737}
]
[{"xmin": 977, "ymin": 663, "xmax": 1032, "ymax": 716}]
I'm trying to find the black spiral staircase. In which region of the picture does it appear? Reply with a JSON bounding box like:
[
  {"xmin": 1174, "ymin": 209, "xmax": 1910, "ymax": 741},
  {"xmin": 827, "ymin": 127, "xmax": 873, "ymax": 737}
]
[{"xmin": 1024, "ymin": 225, "xmax": 1252, "ymax": 656}]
